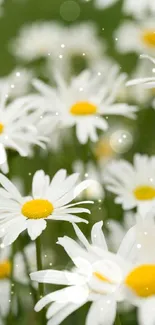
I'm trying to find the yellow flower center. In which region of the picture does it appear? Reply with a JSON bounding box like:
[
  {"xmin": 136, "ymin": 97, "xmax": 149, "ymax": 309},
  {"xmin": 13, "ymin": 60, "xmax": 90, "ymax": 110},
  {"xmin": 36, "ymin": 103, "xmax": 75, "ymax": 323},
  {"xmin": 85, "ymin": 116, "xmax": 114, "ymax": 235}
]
[
  {"xmin": 0, "ymin": 123, "xmax": 4, "ymax": 134},
  {"xmin": 125, "ymin": 264, "xmax": 155, "ymax": 298},
  {"xmin": 133, "ymin": 185, "xmax": 155, "ymax": 201},
  {"xmin": 142, "ymin": 30, "xmax": 155, "ymax": 47},
  {"xmin": 70, "ymin": 101, "xmax": 97, "ymax": 115},
  {"xmin": 93, "ymin": 271, "xmax": 111, "ymax": 283},
  {"xmin": 0, "ymin": 260, "xmax": 11, "ymax": 279},
  {"xmin": 94, "ymin": 139, "xmax": 113, "ymax": 160},
  {"xmin": 21, "ymin": 199, "xmax": 54, "ymax": 219}
]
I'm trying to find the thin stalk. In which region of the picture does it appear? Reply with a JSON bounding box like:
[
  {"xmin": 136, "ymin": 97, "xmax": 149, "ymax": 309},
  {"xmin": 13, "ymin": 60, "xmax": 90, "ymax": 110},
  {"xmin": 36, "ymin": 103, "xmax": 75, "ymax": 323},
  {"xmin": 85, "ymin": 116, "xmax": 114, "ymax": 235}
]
[
  {"xmin": 35, "ymin": 236, "xmax": 44, "ymax": 299},
  {"xmin": 35, "ymin": 236, "xmax": 45, "ymax": 324},
  {"xmin": 22, "ymin": 249, "xmax": 37, "ymax": 304},
  {"xmin": 115, "ymin": 313, "xmax": 122, "ymax": 325}
]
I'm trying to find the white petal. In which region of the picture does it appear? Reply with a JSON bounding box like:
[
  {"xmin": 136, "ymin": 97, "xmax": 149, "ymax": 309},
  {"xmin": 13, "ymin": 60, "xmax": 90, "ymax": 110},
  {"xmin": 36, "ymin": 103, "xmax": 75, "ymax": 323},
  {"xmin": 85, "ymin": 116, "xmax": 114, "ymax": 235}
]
[
  {"xmin": 47, "ymin": 303, "xmax": 84, "ymax": 325},
  {"xmin": 27, "ymin": 219, "xmax": 47, "ymax": 240},
  {"xmin": 57, "ymin": 236, "xmax": 94, "ymax": 265},
  {"xmin": 35, "ymin": 286, "xmax": 88, "ymax": 311},
  {"xmin": 46, "ymin": 302, "xmax": 68, "ymax": 319},
  {"xmin": 0, "ymin": 280, "xmax": 10, "ymax": 316},
  {"xmin": 74, "ymin": 180, "xmax": 95, "ymax": 198},
  {"xmin": 73, "ymin": 223, "xmax": 90, "ymax": 249},
  {"xmin": 0, "ymin": 173, "xmax": 22, "ymax": 202},
  {"xmin": 32, "ymin": 170, "xmax": 49, "ymax": 198},
  {"xmin": 50, "ymin": 214, "xmax": 88, "ymax": 224},
  {"xmin": 3, "ymin": 219, "xmax": 27, "ymax": 246},
  {"xmin": 86, "ymin": 298, "xmax": 116, "ymax": 325},
  {"xmin": 117, "ymin": 225, "xmax": 136, "ymax": 260},
  {"xmin": 138, "ymin": 298, "xmax": 155, "ymax": 325},
  {"xmin": 50, "ymin": 170, "xmax": 67, "ymax": 189},
  {"xmin": 0, "ymin": 144, "xmax": 7, "ymax": 166},
  {"xmin": 91, "ymin": 221, "xmax": 108, "ymax": 250},
  {"xmin": 30, "ymin": 269, "xmax": 83, "ymax": 285}
]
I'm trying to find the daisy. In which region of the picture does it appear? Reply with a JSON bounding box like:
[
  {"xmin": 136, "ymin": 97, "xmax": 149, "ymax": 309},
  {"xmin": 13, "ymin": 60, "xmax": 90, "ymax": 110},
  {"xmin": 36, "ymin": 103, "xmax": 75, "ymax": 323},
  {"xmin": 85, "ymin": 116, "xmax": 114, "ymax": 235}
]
[
  {"xmin": 121, "ymin": 213, "xmax": 155, "ymax": 325},
  {"xmin": 115, "ymin": 18, "xmax": 155, "ymax": 56},
  {"xmin": 10, "ymin": 22, "xmax": 62, "ymax": 61},
  {"xmin": 0, "ymin": 169, "xmax": 93, "ymax": 245},
  {"xmin": 123, "ymin": 0, "xmax": 155, "ymax": 19},
  {"xmin": 33, "ymin": 66, "xmax": 137, "ymax": 144},
  {"xmin": 30, "ymin": 221, "xmax": 129, "ymax": 325},
  {"xmin": 0, "ymin": 82, "xmax": 48, "ymax": 173},
  {"xmin": 46, "ymin": 22, "xmax": 104, "ymax": 78},
  {"xmin": 104, "ymin": 154, "xmax": 155, "ymax": 214},
  {"xmin": 73, "ymin": 160, "xmax": 104, "ymax": 200}
]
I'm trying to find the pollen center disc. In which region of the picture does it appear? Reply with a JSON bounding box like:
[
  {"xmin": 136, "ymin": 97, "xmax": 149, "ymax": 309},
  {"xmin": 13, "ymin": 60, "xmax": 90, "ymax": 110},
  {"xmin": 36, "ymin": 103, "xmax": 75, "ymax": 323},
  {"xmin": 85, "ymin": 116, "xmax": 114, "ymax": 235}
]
[
  {"xmin": 70, "ymin": 101, "xmax": 97, "ymax": 115},
  {"xmin": 21, "ymin": 199, "xmax": 54, "ymax": 219}
]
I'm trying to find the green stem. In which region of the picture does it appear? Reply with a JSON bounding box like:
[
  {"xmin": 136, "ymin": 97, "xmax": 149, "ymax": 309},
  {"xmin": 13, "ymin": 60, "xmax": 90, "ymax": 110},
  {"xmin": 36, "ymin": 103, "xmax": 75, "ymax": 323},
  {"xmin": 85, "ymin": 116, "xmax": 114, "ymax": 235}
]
[
  {"xmin": 35, "ymin": 236, "xmax": 44, "ymax": 299},
  {"xmin": 22, "ymin": 249, "xmax": 37, "ymax": 304},
  {"xmin": 115, "ymin": 313, "xmax": 122, "ymax": 325},
  {"xmin": 35, "ymin": 236, "xmax": 45, "ymax": 325}
]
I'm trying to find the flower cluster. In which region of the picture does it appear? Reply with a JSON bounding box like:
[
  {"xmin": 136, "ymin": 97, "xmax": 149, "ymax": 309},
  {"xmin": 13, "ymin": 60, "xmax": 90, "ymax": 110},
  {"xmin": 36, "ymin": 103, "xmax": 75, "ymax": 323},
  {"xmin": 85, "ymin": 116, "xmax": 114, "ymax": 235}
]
[{"xmin": 0, "ymin": 0, "xmax": 155, "ymax": 325}]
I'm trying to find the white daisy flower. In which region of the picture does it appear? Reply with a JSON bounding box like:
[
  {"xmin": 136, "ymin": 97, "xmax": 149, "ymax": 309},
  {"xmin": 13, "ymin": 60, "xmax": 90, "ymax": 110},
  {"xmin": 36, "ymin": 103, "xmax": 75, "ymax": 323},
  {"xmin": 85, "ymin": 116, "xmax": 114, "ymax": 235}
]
[
  {"xmin": 123, "ymin": 0, "xmax": 155, "ymax": 19},
  {"xmin": 121, "ymin": 213, "xmax": 155, "ymax": 325},
  {"xmin": 115, "ymin": 18, "xmax": 155, "ymax": 56},
  {"xmin": 73, "ymin": 160, "xmax": 104, "ymax": 200},
  {"xmin": 46, "ymin": 22, "xmax": 104, "ymax": 79},
  {"xmin": 0, "ymin": 169, "xmax": 93, "ymax": 245},
  {"xmin": 0, "ymin": 68, "xmax": 33, "ymax": 99},
  {"xmin": 0, "ymin": 82, "xmax": 48, "ymax": 173},
  {"xmin": 10, "ymin": 22, "xmax": 62, "ymax": 61},
  {"xmin": 30, "ymin": 221, "xmax": 129, "ymax": 325},
  {"xmin": 33, "ymin": 66, "xmax": 137, "ymax": 144},
  {"xmin": 104, "ymin": 154, "xmax": 155, "ymax": 214}
]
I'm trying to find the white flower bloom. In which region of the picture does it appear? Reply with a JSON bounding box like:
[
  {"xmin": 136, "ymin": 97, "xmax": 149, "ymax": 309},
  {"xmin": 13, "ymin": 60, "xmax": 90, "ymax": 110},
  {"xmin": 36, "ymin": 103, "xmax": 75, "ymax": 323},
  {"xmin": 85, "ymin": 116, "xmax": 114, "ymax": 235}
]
[
  {"xmin": 73, "ymin": 160, "xmax": 104, "ymax": 200},
  {"xmin": 46, "ymin": 22, "xmax": 104, "ymax": 78},
  {"xmin": 11, "ymin": 21, "xmax": 104, "ymax": 79},
  {"xmin": 0, "ymin": 82, "xmax": 49, "ymax": 173},
  {"xmin": 0, "ymin": 68, "xmax": 33, "ymax": 99},
  {"xmin": 104, "ymin": 154, "xmax": 155, "ymax": 214},
  {"xmin": 121, "ymin": 214, "xmax": 155, "ymax": 325},
  {"xmin": 33, "ymin": 66, "xmax": 137, "ymax": 144},
  {"xmin": 10, "ymin": 22, "xmax": 62, "ymax": 61},
  {"xmin": 0, "ymin": 170, "xmax": 93, "ymax": 245},
  {"xmin": 123, "ymin": 0, "xmax": 155, "ymax": 19},
  {"xmin": 115, "ymin": 19, "xmax": 155, "ymax": 56},
  {"xmin": 30, "ymin": 221, "xmax": 129, "ymax": 325}
]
